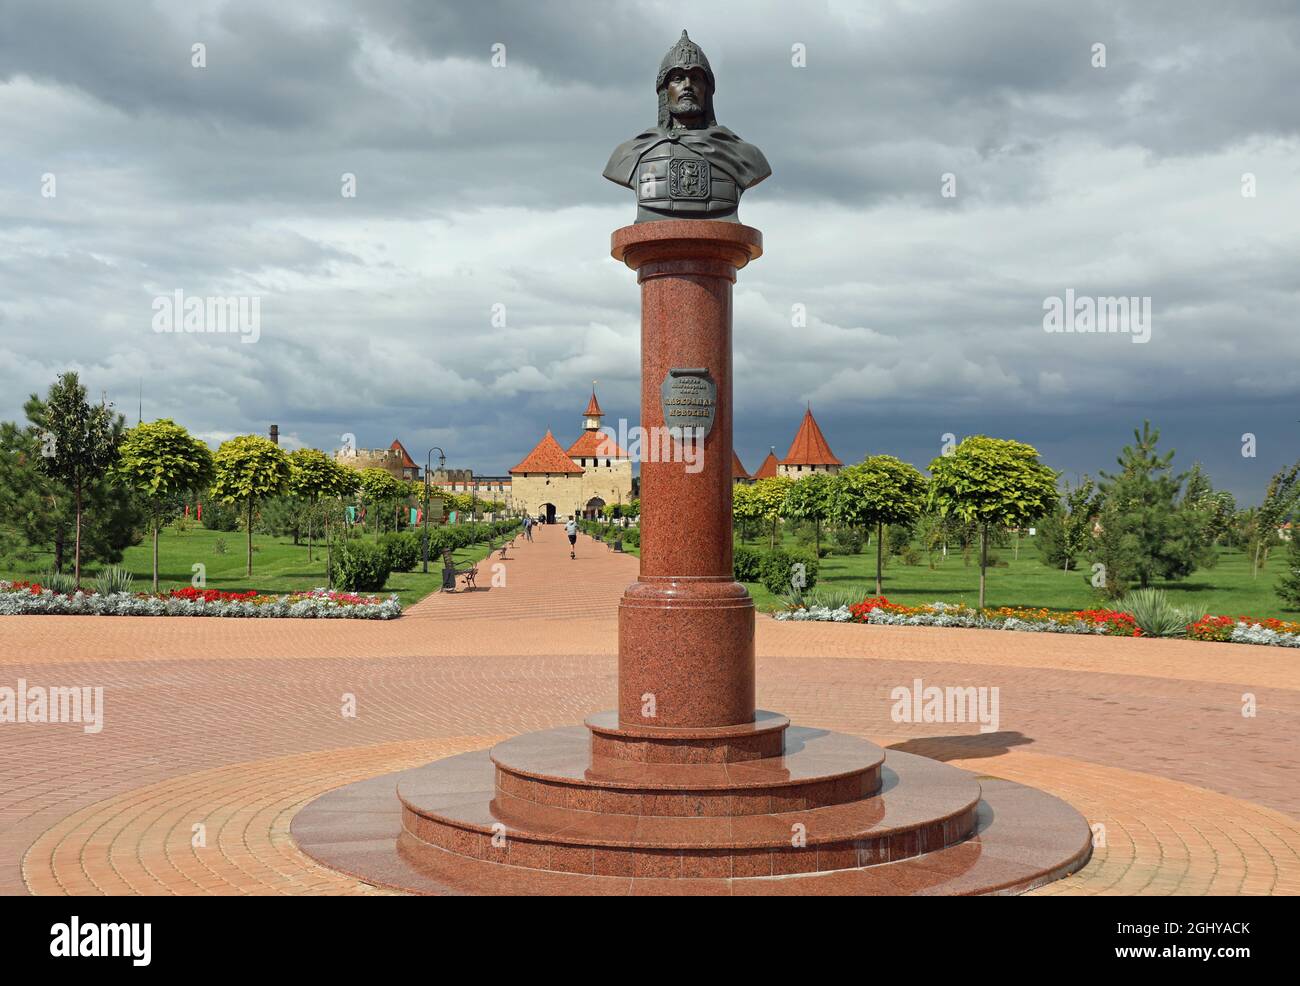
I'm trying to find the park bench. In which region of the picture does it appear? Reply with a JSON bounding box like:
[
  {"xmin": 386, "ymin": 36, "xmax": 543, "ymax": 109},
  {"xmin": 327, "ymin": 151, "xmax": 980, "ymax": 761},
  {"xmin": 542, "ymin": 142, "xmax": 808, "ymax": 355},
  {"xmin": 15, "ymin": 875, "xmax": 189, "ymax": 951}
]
[{"xmin": 440, "ymin": 548, "xmax": 477, "ymax": 591}]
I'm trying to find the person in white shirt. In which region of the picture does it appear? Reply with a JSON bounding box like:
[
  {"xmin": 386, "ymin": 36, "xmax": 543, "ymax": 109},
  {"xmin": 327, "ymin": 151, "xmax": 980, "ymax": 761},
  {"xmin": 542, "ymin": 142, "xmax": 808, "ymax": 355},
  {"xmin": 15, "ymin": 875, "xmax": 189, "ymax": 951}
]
[{"xmin": 565, "ymin": 518, "xmax": 578, "ymax": 559}]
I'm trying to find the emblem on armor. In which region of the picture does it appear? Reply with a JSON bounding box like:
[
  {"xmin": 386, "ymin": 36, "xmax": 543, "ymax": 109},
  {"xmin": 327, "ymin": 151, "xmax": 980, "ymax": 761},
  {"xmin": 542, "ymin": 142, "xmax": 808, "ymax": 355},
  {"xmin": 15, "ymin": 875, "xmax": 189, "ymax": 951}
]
[{"xmin": 669, "ymin": 158, "xmax": 710, "ymax": 200}]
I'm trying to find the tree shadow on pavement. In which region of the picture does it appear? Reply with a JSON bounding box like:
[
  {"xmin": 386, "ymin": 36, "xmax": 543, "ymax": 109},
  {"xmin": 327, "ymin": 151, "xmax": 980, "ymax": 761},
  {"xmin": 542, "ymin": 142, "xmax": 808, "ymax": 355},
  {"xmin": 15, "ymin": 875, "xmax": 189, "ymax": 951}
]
[{"xmin": 887, "ymin": 731, "xmax": 1033, "ymax": 762}]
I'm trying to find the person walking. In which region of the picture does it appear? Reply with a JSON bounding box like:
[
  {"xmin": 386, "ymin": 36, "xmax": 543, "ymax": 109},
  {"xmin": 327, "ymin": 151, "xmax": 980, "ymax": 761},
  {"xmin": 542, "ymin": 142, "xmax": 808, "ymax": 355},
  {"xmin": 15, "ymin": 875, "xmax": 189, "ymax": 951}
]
[
  {"xmin": 565, "ymin": 517, "xmax": 578, "ymax": 559},
  {"xmin": 523, "ymin": 515, "xmax": 533, "ymax": 542}
]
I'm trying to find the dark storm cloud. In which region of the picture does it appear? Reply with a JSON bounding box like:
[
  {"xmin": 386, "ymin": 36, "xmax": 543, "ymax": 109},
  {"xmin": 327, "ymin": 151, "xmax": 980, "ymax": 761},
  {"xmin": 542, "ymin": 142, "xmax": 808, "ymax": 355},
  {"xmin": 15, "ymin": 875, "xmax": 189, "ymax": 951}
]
[{"xmin": 0, "ymin": 0, "xmax": 1297, "ymax": 502}]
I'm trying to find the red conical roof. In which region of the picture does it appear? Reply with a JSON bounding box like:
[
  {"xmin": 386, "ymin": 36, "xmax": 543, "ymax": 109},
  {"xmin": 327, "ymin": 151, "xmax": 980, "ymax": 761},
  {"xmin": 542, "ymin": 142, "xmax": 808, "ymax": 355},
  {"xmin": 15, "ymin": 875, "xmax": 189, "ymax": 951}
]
[
  {"xmin": 753, "ymin": 449, "xmax": 780, "ymax": 479},
  {"xmin": 510, "ymin": 431, "xmax": 585, "ymax": 475},
  {"xmin": 781, "ymin": 408, "xmax": 842, "ymax": 466},
  {"xmin": 566, "ymin": 430, "xmax": 629, "ymax": 459},
  {"xmin": 732, "ymin": 450, "xmax": 751, "ymax": 479},
  {"xmin": 584, "ymin": 390, "xmax": 603, "ymax": 417}
]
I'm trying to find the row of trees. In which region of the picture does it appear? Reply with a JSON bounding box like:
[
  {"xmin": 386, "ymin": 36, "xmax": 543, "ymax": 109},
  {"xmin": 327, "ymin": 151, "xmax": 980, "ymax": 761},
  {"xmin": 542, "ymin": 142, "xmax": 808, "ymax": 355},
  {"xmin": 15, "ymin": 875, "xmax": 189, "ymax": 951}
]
[
  {"xmin": 8, "ymin": 375, "xmax": 1293, "ymax": 606},
  {"xmin": 1035, "ymin": 424, "xmax": 1300, "ymax": 599},
  {"xmin": 734, "ymin": 436, "xmax": 1057, "ymax": 606},
  {"xmin": 734, "ymin": 424, "xmax": 1299, "ymax": 605},
  {"xmin": 0, "ymin": 372, "xmax": 514, "ymax": 590}
]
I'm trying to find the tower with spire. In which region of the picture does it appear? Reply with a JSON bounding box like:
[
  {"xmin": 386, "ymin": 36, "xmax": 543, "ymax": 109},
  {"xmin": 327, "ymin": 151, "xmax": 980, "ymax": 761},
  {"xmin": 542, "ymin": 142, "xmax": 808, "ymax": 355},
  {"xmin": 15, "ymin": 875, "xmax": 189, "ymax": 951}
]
[
  {"xmin": 508, "ymin": 386, "xmax": 634, "ymax": 522},
  {"xmin": 777, "ymin": 406, "xmax": 842, "ymax": 476},
  {"xmin": 582, "ymin": 383, "xmax": 603, "ymax": 432}
]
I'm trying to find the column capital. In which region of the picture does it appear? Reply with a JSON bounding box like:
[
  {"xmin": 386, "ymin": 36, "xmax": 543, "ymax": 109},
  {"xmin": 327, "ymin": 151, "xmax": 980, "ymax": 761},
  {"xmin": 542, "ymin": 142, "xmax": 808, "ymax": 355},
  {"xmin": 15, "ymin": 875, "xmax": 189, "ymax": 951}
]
[{"xmin": 611, "ymin": 220, "xmax": 762, "ymax": 275}]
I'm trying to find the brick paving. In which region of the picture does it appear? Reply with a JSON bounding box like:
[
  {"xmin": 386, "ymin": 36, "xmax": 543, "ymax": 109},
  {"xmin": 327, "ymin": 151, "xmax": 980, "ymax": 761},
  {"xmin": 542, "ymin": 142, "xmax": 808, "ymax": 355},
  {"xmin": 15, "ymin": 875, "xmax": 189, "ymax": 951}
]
[{"xmin": 1, "ymin": 529, "xmax": 1297, "ymax": 895}]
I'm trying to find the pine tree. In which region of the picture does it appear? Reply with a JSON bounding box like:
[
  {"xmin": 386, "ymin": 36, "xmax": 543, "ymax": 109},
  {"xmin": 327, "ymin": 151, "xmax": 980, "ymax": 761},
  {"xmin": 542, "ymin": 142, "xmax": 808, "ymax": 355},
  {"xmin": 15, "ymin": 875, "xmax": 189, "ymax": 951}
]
[
  {"xmin": 1094, "ymin": 422, "xmax": 1215, "ymax": 597},
  {"xmin": 22, "ymin": 373, "xmax": 129, "ymax": 585},
  {"xmin": 1276, "ymin": 531, "xmax": 1300, "ymax": 610},
  {"xmin": 0, "ymin": 395, "xmax": 142, "ymax": 576},
  {"xmin": 1038, "ymin": 476, "xmax": 1099, "ymax": 572}
]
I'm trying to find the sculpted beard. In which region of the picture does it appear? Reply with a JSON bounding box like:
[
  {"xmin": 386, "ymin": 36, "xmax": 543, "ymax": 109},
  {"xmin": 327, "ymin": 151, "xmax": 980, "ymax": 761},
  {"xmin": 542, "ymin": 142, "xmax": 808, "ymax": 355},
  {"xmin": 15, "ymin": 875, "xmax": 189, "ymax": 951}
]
[{"xmin": 669, "ymin": 94, "xmax": 702, "ymax": 118}]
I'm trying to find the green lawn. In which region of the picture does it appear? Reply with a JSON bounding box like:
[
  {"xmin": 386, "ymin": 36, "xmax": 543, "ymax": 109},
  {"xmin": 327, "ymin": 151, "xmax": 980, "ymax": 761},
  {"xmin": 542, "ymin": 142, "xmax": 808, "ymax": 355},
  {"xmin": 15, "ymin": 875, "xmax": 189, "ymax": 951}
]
[
  {"xmin": 10, "ymin": 525, "xmax": 1294, "ymax": 621},
  {"xmin": 0, "ymin": 526, "xmax": 508, "ymax": 608},
  {"xmin": 735, "ymin": 534, "xmax": 1299, "ymax": 620},
  {"xmin": 594, "ymin": 526, "xmax": 1296, "ymax": 619}
]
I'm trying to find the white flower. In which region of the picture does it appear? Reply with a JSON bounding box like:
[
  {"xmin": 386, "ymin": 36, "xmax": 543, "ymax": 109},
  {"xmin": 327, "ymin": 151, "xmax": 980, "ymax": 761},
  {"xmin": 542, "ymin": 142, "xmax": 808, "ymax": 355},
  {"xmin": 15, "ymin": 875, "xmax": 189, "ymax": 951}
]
[{"xmin": 0, "ymin": 586, "xmax": 402, "ymax": 620}]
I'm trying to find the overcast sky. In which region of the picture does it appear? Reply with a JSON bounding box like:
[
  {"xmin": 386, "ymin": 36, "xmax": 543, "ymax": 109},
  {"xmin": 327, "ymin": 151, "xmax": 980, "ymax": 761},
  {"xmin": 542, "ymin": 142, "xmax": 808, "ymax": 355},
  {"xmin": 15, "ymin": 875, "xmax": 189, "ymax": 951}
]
[{"xmin": 1, "ymin": 0, "xmax": 1297, "ymax": 502}]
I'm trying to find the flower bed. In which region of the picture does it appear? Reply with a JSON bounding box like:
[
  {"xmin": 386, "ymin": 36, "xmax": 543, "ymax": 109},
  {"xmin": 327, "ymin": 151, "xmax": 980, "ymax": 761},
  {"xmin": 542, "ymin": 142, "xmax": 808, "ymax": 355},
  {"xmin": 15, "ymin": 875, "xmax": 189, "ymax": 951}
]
[
  {"xmin": 775, "ymin": 595, "xmax": 1300, "ymax": 648},
  {"xmin": 0, "ymin": 581, "xmax": 402, "ymax": 619}
]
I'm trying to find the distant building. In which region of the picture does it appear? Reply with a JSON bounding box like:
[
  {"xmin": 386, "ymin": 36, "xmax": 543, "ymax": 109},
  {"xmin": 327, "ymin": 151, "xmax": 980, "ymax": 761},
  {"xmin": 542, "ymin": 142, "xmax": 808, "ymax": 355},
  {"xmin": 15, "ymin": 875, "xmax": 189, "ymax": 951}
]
[
  {"xmin": 335, "ymin": 438, "xmax": 421, "ymax": 482},
  {"xmin": 429, "ymin": 470, "xmax": 512, "ymax": 497},
  {"xmin": 777, "ymin": 407, "xmax": 842, "ymax": 476},
  {"xmin": 739, "ymin": 408, "xmax": 844, "ymax": 483},
  {"xmin": 509, "ymin": 389, "xmax": 634, "ymax": 523},
  {"xmin": 732, "ymin": 450, "xmax": 752, "ymax": 485},
  {"xmin": 753, "ymin": 446, "xmax": 780, "ymax": 480}
]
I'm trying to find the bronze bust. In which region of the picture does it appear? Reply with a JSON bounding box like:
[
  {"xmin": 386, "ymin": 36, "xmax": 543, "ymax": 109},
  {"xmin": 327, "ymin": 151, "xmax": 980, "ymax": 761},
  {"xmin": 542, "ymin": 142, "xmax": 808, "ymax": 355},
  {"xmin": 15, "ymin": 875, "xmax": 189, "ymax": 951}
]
[{"xmin": 604, "ymin": 31, "xmax": 771, "ymax": 224}]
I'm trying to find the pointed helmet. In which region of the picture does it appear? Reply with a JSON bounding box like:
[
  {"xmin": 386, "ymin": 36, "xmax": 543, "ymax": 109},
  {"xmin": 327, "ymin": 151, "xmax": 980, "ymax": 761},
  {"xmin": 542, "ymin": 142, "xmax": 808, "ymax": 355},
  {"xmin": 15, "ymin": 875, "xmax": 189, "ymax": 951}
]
[
  {"xmin": 656, "ymin": 30, "xmax": 717, "ymax": 129},
  {"xmin": 656, "ymin": 30, "xmax": 715, "ymax": 92}
]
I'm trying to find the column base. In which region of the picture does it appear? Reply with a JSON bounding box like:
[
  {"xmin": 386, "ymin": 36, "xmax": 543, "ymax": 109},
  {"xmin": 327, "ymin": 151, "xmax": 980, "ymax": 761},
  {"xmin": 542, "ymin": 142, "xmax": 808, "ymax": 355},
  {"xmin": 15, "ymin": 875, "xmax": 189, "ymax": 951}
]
[{"xmin": 617, "ymin": 579, "xmax": 755, "ymax": 728}]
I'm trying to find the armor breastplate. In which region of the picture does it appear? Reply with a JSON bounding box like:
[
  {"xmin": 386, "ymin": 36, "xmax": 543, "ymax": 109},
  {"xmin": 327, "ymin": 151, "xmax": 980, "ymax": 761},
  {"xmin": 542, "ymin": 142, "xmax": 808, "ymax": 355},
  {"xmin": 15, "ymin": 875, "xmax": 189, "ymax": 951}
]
[{"xmin": 635, "ymin": 137, "xmax": 739, "ymax": 219}]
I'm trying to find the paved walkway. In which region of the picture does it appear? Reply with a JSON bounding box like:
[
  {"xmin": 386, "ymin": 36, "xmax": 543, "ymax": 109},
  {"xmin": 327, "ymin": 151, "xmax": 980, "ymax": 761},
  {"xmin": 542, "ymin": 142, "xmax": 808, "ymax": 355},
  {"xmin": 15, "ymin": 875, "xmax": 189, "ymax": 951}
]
[{"xmin": 2, "ymin": 529, "xmax": 1297, "ymax": 895}]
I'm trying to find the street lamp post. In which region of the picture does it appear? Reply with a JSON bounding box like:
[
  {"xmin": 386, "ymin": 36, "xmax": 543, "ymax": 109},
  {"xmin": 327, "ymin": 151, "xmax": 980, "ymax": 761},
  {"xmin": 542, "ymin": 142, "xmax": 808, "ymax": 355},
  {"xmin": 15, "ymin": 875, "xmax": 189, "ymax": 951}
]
[{"xmin": 423, "ymin": 446, "xmax": 446, "ymax": 574}]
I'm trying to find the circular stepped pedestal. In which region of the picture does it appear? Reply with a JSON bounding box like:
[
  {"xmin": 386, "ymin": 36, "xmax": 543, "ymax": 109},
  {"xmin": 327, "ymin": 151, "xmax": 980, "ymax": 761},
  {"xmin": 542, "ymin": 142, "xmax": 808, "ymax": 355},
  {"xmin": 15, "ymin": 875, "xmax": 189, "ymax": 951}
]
[{"xmin": 294, "ymin": 710, "xmax": 1093, "ymax": 895}]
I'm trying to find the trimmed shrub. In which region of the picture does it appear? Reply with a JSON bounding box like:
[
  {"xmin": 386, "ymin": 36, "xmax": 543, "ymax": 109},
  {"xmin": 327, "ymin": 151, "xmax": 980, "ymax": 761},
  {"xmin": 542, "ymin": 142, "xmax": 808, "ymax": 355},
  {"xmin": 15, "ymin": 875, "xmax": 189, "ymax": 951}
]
[
  {"xmin": 833, "ymin": 527, "xmax": 864, "ymax": 555},
  {"xmin": 760, "ymin": 548, "xmax": 819, "ymax": 595},
  {"xmin": 330, "ymin": 539, "xmax": 392, "ymax": 592},
  {"xmin": 887, "ymin": 523, "xmax": 914, "ymax": 556},
  {"xmin": 200, "ymin": 498, "xmax": 241, "ymax": 532},
  {"xmin": 381, "ymin": 531, "xmax": 421, "ymax": 572},
  {"xmin": 733, "ymin": 545, "xmax": 763, "ymax": 582}
]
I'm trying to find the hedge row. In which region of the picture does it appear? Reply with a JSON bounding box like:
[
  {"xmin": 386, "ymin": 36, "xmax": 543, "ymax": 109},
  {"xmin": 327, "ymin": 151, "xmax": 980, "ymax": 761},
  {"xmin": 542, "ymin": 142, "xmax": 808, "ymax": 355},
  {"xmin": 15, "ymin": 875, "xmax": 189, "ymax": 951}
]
[
  {"xmin": 734, "ymin": 545, "xmax": 820, "ymax": 594},
  {"xmin": 330, "ymin": 521, "xmax": 518, "ymax": 591},
  {"xmin": 575, "ymin": 522, "xmax": 816, "ymax": 593}
]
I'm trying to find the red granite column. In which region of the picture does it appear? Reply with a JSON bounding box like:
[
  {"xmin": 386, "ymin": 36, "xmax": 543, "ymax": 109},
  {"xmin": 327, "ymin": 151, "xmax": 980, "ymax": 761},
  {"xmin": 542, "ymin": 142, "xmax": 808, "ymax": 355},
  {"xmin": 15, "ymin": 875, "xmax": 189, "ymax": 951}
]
[{"xmin": 612, "ymin": 221, "xmax": 762, "ymax": 728}]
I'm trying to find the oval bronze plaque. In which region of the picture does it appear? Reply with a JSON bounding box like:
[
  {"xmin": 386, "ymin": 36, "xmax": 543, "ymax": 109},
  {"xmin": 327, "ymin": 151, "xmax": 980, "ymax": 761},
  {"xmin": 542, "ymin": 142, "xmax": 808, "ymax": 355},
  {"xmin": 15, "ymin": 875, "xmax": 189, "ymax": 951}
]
[{"xmin": 660, "ymin": 368, "xmax": 716, "ymax": 439}]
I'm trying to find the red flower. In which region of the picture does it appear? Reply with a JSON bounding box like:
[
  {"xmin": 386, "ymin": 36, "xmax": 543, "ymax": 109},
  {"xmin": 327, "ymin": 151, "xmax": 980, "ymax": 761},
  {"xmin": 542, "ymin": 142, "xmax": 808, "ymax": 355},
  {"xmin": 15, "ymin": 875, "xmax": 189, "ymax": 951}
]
[{"xmin": 168, "ymin": 587, "xmax": 259, "ymax": 603}]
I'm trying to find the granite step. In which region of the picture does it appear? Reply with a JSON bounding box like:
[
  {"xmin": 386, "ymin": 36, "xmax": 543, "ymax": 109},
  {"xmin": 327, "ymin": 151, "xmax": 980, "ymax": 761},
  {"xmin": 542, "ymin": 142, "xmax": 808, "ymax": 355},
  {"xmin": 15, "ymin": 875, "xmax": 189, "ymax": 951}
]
[
  {"xmin": 294, "ymin": 766, "xmax": 1092, "ymax": 895},
  {"xmin": 397, "ymin": 747, "xmax": 980, "ymax": 876},
  {"xmin": 486, "ymin": 724, "xmax": 885, "ymax": 816}
]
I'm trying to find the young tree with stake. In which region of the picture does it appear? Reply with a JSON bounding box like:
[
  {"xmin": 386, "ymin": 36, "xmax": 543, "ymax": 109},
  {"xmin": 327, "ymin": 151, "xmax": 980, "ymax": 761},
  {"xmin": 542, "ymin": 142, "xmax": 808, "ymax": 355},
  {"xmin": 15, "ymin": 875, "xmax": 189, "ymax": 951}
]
[
  {"xmin": 211, "ymin": 435, "xmax": 291, "ymax": 578},
  {"xmin": 116, "ymin": 419, "xmax": 214, "ymax": 592},
  {"xmin": 927, "ymin": 436, "xmax": 1058, "ymax": 609}
]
